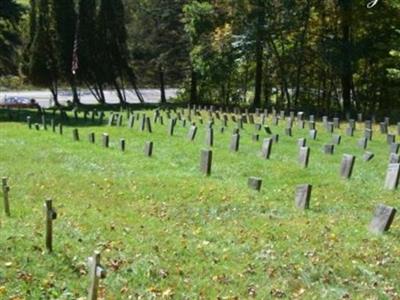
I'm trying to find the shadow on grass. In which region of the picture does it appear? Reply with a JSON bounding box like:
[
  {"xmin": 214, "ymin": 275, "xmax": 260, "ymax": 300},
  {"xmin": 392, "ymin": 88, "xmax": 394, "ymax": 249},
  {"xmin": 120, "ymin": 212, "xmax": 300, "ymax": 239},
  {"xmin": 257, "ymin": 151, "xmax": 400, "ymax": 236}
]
[{"xmin": 0, "ymin": 102, "xmax": 187, "ymax": 127}]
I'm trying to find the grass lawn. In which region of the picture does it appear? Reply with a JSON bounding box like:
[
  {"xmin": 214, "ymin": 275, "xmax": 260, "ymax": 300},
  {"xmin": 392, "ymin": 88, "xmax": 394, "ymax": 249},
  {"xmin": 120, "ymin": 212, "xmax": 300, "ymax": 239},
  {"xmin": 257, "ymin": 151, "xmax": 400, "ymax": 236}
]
[{"xmin": 0, "ymin": 108, "xmax": 399, "ymax": 299}]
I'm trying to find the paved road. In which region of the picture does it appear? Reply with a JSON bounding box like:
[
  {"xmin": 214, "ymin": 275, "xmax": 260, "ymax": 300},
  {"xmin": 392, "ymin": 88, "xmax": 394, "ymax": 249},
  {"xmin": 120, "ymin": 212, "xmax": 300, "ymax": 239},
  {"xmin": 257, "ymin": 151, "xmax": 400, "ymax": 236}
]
[{"xmin": 0, "ymin": 88, "xmax": 178, "ymax": 108}]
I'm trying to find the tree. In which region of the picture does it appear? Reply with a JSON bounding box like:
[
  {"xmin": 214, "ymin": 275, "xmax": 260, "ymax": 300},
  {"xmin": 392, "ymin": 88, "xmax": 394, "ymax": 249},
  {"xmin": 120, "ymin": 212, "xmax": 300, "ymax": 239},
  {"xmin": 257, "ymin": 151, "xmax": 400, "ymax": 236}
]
[
  {"xmin": 0, "ymin": 0, "xmax": 25, "ymax": 75},
  {"xmin": 28, "ymin": 0, "xmax": 60, "ymax": 106},
  {"xmin": 52, "ymin": 0, "xmax": 79, "ymax": 104}
]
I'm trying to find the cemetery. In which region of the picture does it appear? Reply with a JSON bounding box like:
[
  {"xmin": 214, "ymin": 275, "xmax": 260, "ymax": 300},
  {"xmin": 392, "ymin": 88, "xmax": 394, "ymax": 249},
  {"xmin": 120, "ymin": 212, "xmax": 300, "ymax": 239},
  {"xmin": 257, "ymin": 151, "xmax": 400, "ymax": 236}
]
[
  {"xmin": 1, "ymin": 0, "xmax": 400, "ymax": 298},
  {"xmin": 0, "ymin": 106, "xmax": 399, "ymax": 298}
]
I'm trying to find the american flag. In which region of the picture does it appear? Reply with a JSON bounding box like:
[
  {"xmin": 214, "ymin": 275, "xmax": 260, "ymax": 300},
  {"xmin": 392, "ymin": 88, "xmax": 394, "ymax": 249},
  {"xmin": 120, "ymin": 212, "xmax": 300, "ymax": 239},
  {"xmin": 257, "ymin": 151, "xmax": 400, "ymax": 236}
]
[{"xmin": 71, "ymin": 17, "xmax": 79, "ymax": 75}]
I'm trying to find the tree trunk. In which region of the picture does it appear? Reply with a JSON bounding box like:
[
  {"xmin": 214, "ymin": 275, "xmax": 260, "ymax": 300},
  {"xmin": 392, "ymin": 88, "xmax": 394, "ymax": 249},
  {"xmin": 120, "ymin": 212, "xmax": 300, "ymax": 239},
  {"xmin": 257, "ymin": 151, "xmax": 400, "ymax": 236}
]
[
  {"xmin": 339, "ymin": 0, "xmax": 353, "ymax": 113},
  {"xmin": 159, "ymin": 65, "xmax": 166, "ymax": 103},
  {"xmin": 190, "ymin": 69, "xmax": 197, "ymax": 105},
  {"xmin": 253, "ymin": 2, "xmax": 265, "ymax": 109}
]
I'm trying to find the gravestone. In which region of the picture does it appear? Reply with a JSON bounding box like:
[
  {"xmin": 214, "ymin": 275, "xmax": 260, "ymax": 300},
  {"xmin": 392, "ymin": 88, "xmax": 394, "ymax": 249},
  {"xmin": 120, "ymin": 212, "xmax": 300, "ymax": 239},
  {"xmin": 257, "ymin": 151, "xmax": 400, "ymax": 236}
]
[
  {"xmin": 128, "ymin": 115, "xmax": 135, "ymax": 128},
  {"xmin": 88, "ymin": 132, "xmax": 95, "ymax": 144},
  {"xmin": 369, "ymin": 204, "xmax": 397, "ymax": 234},
  {"xmin": 252, "ymin": 133, "xmax": 260, "ymax": 141},
  {"xmin": 272, "ymin": 116, "xmax": 278, "ymax": 126},
  {"xmin": 380, "ymin": 122, "xmax": 388, "ymax": 134},
  {"xmin": 333, "ymin": 117, "xmax": 340, "ymax": 128},
  {"xmin": 363, "ymin": 152, "xmax": 375, "ymax": 162},
  {"xmin": 365, "ymin": 120, "xmax": 372, "ymax": 130},
  {"xmin": 200, "ymin": 149, "xmax": 212, "ymax": 176},
  {"xmin": 51, "ymin": 118, "xmax": 56, "ymax": 132},
  {"xmin": 255, "ymin": 124, "xmax": 262, "ymax": 131},
  {"xmin": 205, "ymin": 128, "xmax": 214, "ymax": 147},
  {"xmin": 248, "ymin": 177, "xmax": 262, "ymax": 191},
  {"xmin": 357, "ymin": 113, "xmax": 363, "ymax": 122},
  {"xmin": 327, "ymin": 122, "xmax": 334, "ymax": 133},
  {"xmin": 72, "ymin": 129, "xmax": 79, "ymax": 141},
  {"xmin": 117, "ymin": 114, "xmax": 123, "ymax": 127},
  {"xmin": 346, "ymin": 127, "xmax": 354, "ymax": 136},
  {"xmin": 298, "ymin": 138, "xmax": 306, "ymax": 148},
  {"xmin": 340, "ymin": 154, "xmax": 356, "ymax": 179},
  {"xmin": 323, "ymin": 144, "xmax": 334, "ymax": 155},
  {"xmin": 261, "ymin": 138, "xmax": 272, "ymax": 159},
  {"xmin": 387, "ymin": 134, "xmax": 396, "ymax": 145},
  {"xmin": 102, "ymin": 133, "xmax": 109, "ymax": 148},
  {"xmin": 298, "ymin": 120, "xmax": 305, "ymax": 129},
  {"xmin": 230, "ymin": 134, "xmax": 240, "ymax": 152},
  {"xmin": 295, "ymin": 184, "xmax": 312, "ymax": 209},
  {"xmin": 140, "ymin": 115, "xmax": 146, "ymax": 131},
  {"xmin": 384, "ymin": 163, "xmax": 400, "ymax": 190},
  {"xmin": 168, "ymin": 119, "xmax": 176, "ymax": 136},
  {"xmin": 27, "ymin": 116, "xmax": 32, "ymax": 129},
  {"xmin": 364, "ymin": 129, "xmax": 373, "ymax": 140},
  {"xmin": 34, "ymin": 123, "xmax": 40, "ymax": 130},
  {"xmin": 390, "ymin": 143, "xmax": 400, "ymax": 154},
  {"xmin": 358, "ymin": 137, "xmax": 368, "ymax": 149},
  {"xmin": 145, "ymin": 117, "xmax": 152, "ymax": 133},
  {"xmin": 332, "ymin": 134, "xmax": 341, "ymax": 145},
  {"xmin": 388, "ymin": 153, "xmax": 400, "ymax": 164},
  {"xmin": 272, "ymin": 134, "xmax": 279, "ymax": 143},
  {"xmin": 348, "ymin": 119, "xmax": 356, "ymax": 129},
  {"xmin": 120, "ymin": 139, "xmax": 125, "ymax": 152},
  {"xmin": 308, "ymin": 121, "xmax": 315, "ymax": 130},
  {"xmin": 299, "ymin": 147, "xmax": 310, "ymax": 168},
  {"xmin": 309, "ymin": 129, "xmax": 317, "ymax": 140},
  {"xmin": 188, "ymin": 125, "xmax": 197, "ymax": 141},
  {"xmin": 144, "ymin": 141, "xmax": 153, "ymax": 157},
  {"xmin": 285, "ymin": 127, "xmax": 292, "ymax": 137},
  {"xmin": 2, "ymin": 177, "xmax": 10, "ymax": 217}
]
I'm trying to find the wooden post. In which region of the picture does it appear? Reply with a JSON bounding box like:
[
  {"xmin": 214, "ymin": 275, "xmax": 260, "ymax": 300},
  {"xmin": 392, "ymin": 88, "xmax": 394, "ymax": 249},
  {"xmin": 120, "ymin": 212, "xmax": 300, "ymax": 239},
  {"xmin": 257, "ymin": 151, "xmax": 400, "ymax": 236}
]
[
  {"xmin": 44, "ymin": 199, "xmax": 57, "ymax": 252},
  {"xmin": 2, "ymin": 177, "xmax": 10, "ymax": 217},
  {"xmin": 88, "ymin": 251, "xmax": 106, "ymax": 300}
]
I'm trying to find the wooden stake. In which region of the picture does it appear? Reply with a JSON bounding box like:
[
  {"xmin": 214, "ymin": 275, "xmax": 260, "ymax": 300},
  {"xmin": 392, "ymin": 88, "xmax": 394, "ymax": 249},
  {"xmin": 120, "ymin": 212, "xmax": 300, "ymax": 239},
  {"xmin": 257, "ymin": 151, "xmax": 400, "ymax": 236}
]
[
  {"xmin": 2, "ymin": 177, "xmax": 10, "ymax": 216},
  {"xmin": 88, "ymin": 251, "xmax": 106, "ymax": 300},
  {"xmin": 44, "ymin": 199, "xmax": 57, "ymax": 252}
]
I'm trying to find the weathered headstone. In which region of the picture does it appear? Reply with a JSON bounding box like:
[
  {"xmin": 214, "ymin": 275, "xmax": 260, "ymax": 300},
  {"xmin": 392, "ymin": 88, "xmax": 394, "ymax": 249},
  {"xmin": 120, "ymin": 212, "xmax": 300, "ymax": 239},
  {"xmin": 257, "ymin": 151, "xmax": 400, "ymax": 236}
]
[
  {"xmin": 168, "ymin": 119, "xmax": 176, "ymax": 136},
  {"xmin": 285, "ymin": 127, "xmax": 292, "ymax": 137},
  {"xmin": 27, "ymin": 116, "xmax": 32, "ymax": 129},
  {"xmin": 387, "ymin": 134, "xmax": 396, "ymax": 145},
  {"xmin": 369, "ymin": 204, "xmax": 397, "ymax": 234},
  {"xmin": 200, "ymin": 149, "xmax": 212, "ymax": 176},
  {"xmin": 261, "ymin": 138, "xmax": 272, "ymax": 159},
  {"xmin": 128, "ymin": 115, "xmax": 135, "ymax": 128},
  {"xmin": 205, "ymin": 128, "xmax": 214, "ymax": 147},
  {"xmin": 298, "ymin": 138, "xmax": 306, "ymax": 148},
  {"xmin": 346, "ymin": 127, "xmax": 354, "ymax": 136},
  {"xmin": 309, "ymin": 129, "xmax": 317, "ymax": 140},
  {"xmin": 390, "ymin": 143, "xmax": 400, "ymax": 154},
  {"xmin": 120, "ymin": 139, "xmax": 126, "ymax": 152},
  {"xmin": 323, "ymin": 144, "xmax": 334, "ymax": 155},
  {"xmin": 102, "ymin": 133, "xmax": 109, "ymax": 148},
  {"xmin": 363, "ymin": 152, "xmax": 374, "ymax": 162},
  {"xmin": 308, "ymin": 121, "xmax": 315, "ymax": 130},
  {"xmin": 299, "ymin": 147, "xmax": 310, "ymax": 168},
  {"xmin": 364, "ymin": 129, "xmax": 373, "ymax": 141},
  {"xmin": 294, "ymin": 184, "xmax": 312, "ymax": 210},
  {"xmin": 188, "ymin": 125, "xmax": 197, "ymax": 141},
  {"xmin": 358, "ymin": 137, "xmax": 368, "ymax": 149},
  {"xmin": 144, "ymin": 141, "xmax": 153, "ymax": 157},
  {"xmin": 340, "ymin": 154, "xmax": 356, "ymax": 179},
  {"xmin": 388, "ymin": 153, "xmax": 400, "ymax": 164},
  {"xmin": 264, "ymin": 125, "xmax": 272, "ymax": 134},
  {"xmin": 272, "ymin": 134, "xmax": 279, "ymax": 143},
  {"xmin": 145, "ymin": 117, "xmax": 152, "ymax": 133},
  {"xmin": 248, "ymin": 177, "xmax": 262, "ymax": 191},
  {"xmin": 252, "ymin": 133, "xmax": 259, "ymax": 142},
  {"xmin": 379, "ymin": 122, "xmax": 388, "ymax": 134},
  {"xmin": 72, "ymin": 129, "xmax": 79, "ymax": 141},
  {"xmin": 333, "ymin": 117, "xmax": 340, "ymax": 128},
  {"xmin": 44, "ymin": 199, "xmax": 57, "ymax": 253},
  {"xmin": 230, "ymin": 134, "xmax": 240, "ymax": 152},
  {"xmin": 2, "ymin": 177, "xmax": 10, "ymax": 217},
  {"xmin": 384, "ymin": 163, "xmax": 400, "ymax": 190},
  {"xmin": 88, "ymin": 132, "xmax": 95, "ymax": 144},
  {"xmin": 332, "ymin": 134, "xmax": 341, "ymax": 145}
]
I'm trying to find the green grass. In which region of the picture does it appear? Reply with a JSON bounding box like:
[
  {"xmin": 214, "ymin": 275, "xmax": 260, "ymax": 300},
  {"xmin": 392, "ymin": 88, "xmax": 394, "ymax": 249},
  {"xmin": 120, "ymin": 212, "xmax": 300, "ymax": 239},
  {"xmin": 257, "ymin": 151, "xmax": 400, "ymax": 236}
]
[{"xmin": 0, "ymin": 109, "xmax": 399, "ymax": 299}]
